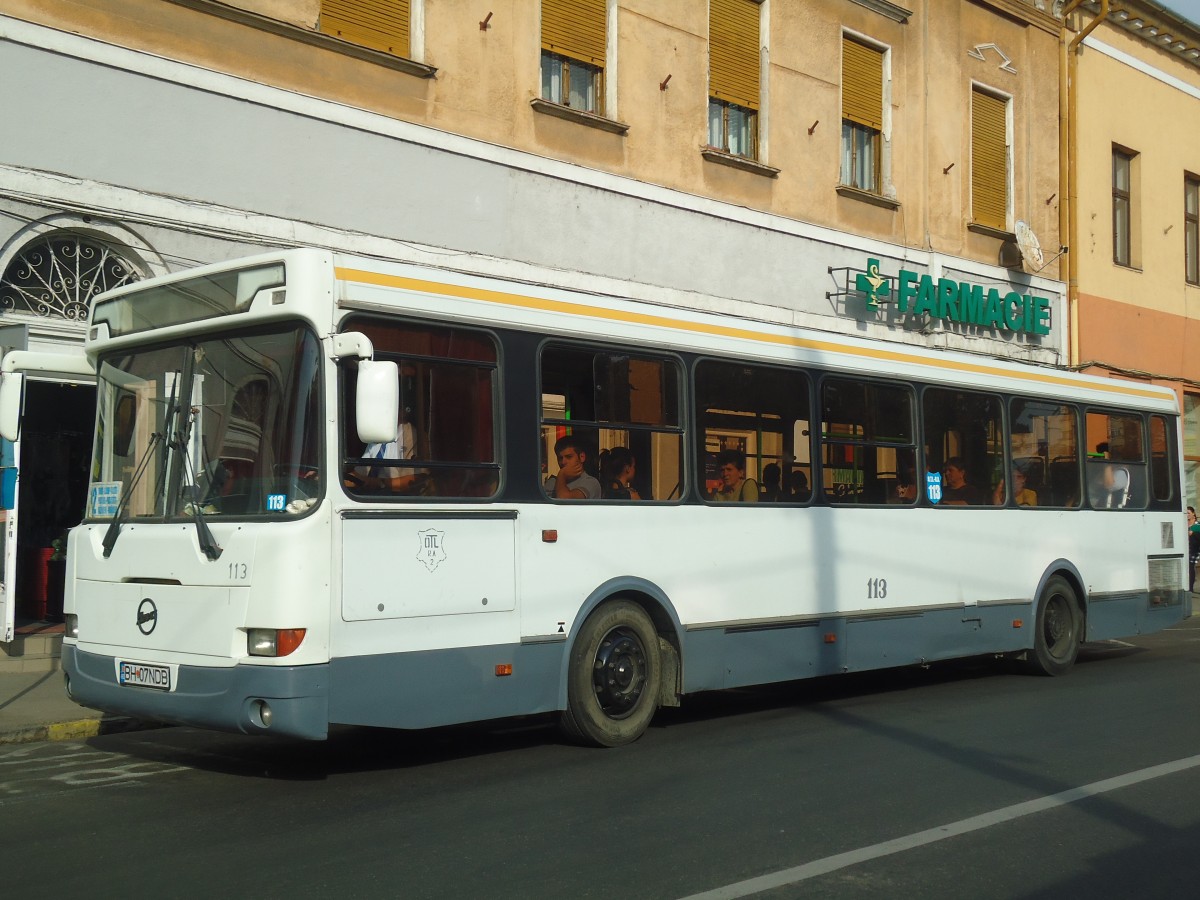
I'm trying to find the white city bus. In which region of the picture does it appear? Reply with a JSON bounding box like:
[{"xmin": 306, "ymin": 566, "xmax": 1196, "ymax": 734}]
[{"xmin": 29, "ymin": 249, "xmax": 1188, "ymax": 746}]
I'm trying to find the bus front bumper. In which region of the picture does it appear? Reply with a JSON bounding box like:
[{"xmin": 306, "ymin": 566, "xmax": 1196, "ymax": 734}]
[{"xmin": 62, "ymin": 645, "xmax": 330, "ymax": 740}]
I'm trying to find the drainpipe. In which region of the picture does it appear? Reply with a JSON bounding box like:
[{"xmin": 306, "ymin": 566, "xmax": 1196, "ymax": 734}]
[{"xmin": 1061, "ymin": 0, "xmax": 1109, "ymax": 368}]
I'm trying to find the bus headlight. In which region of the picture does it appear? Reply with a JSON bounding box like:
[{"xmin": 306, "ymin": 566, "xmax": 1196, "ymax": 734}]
[
  {"xmin": 247, "ymin": 628, "xmax": 306, "ymax": 657},
  {"xmin": 65, "ymin": 614, "xmax": 79, "ymax": 639}
]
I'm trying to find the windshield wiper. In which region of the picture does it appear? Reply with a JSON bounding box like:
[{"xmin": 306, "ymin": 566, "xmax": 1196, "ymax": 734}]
[{"xmin": 177, "ymin": 403, "xmax": 222, "ymax": 561}]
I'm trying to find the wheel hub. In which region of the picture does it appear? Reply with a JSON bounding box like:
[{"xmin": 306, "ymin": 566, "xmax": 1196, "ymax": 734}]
[{"xmin": 591, "ymin": 627, "xmax": 647, "ymax": 719}]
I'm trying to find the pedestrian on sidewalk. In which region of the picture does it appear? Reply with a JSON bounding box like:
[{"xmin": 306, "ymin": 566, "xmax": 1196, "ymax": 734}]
[{"xmin": 1188, "ymin": 507, "xmax": 1200, "ymax": 593}]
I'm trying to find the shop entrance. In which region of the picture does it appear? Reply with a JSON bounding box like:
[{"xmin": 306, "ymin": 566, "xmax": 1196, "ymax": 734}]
[{"xmin": 7, "ymin": 380, "xmax": 95, "ymax": 625}]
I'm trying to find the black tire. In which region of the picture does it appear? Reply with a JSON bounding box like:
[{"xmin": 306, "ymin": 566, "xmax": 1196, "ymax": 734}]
[
  {"xmin": 560, "ymin": 600, "xmax": 661, "ymax": 747},
  {"xmin": 1026, "ymin": 575, "xmax": 1082, "ymax": 676}
]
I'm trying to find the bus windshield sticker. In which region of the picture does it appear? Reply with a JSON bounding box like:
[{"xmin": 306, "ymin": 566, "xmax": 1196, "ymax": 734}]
[
  {"xmin": 89, "ymin": 482, "xmax": 122, "ymax": 518},
  {"xmin": 926, "ymin": 471, "xmax": 942, "ymax": 504},
  {"xmin": 266, "ymin": 493, "xmax": 287, "ymax": 512}
]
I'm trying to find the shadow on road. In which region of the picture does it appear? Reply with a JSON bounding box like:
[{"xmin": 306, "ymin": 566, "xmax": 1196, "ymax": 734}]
[{"xmin": 83, "ymin": 635, "xmax": 1156, "ymax": 782}]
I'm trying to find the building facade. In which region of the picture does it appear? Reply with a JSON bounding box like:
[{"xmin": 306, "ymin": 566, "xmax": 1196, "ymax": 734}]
[
  {"xmin": 0, "ymin": 0, "xmax": 1065, "ymax": 629},
  {"xmin": 1067, "ymin": 0, "xmax": 1200, "ymax": 505}
]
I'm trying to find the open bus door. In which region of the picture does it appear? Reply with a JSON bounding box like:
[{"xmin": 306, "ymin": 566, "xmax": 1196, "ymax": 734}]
[{"xmin": 0, "ymin": 349, "xmax": 95, "ymax": 642}]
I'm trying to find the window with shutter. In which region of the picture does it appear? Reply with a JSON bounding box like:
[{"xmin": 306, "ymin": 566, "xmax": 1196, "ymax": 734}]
[
  {"xmin": 841, "ymin": 37, "xmax": 883, "ymax": 193},
  {"xmin": 541, "ymin": 0, "xmax": 606, "ymax": 114},
  {"xmin": 971, "ymin": 88, "xmax": 1009, "ymax": 231},
  {"xmin": 320, "ymin": 0, "xmax": 411, "ymax": 57},
  {"xmin": 708, "ymin": 0, "xmax": 761, "ymax": 159}
]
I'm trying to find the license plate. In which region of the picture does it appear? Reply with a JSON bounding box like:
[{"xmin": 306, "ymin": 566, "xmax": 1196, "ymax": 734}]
[{"xmin": 117, "ymin": 660, "xmax": 172, "ymax": 691}]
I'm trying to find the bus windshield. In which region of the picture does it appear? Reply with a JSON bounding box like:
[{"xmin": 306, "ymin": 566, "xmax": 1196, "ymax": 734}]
[{"xmin": 86, "ymin": 323, "xmax": 323, "ymax": 522}]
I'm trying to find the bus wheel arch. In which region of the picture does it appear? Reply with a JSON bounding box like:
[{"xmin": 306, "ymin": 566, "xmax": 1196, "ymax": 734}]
[
  {"xmin": 558, "ymin": 584, "xmax": 682, "ymax": 747},
  {"xmin": 1024, "ymin": 567, "xmax": 1086, "ymax": 676}
]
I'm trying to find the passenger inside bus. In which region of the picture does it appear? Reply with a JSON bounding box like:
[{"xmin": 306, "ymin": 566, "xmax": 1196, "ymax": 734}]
[
  {"xmin": 712, "ymin": 449, "xmax": 759, "ymax": 502},
  {"xmin": 788, "ymin": 469, "xmax": 811, "ymax": 501},
  {"xmin": 347, "ymin": 405, "xmax": 425, "ymax": 494},
  {"xmin": 759, "ymin": 463, "xmax": 783, "ymax": 501},
  {"xmin": 941, "ymin": 457, "xmax": 985, "ymax": 505},
  {"xmin": 600, "ymin": 447, "xmax": 641, "ymax": 500},
  {"xmin": 546, "ymin": 435, "xmax": 601, "ymax": 500},
  {"xmin": 992, "ymin": 465, "xmax": 1038, "ymax": 507}
]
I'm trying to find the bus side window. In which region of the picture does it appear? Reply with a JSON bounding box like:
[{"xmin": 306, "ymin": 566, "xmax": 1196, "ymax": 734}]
[
  {"xmin": 1009, "ymin": 399, "xmax": 1079, "ymax": 508},
  {"xmin": 541, "ymin": 346, "xmax": 683, "ymax": 502},
  {"xmin": 817, "ymin": 377, "xmax": 914, "ymax": 506},
  {"xmin": 695, "ymin": 360, "xmax": 812, "ymax": 504},
  {"xmin": 923, "ymin": 388, "xmax": 1002, "ymax": 506},
  {"xmin": 1086, "ymin": 410, "xmax": 1146, "ymax": 510}
]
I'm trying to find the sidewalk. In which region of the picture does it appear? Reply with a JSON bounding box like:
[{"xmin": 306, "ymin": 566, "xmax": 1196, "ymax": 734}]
[
  {"xmin": 0, "ymin": 665, "xmax": 155, "ymax": 744},
  {"xmin": 0, "ymin": 668, "xmax": 108, "ymax": 744}
]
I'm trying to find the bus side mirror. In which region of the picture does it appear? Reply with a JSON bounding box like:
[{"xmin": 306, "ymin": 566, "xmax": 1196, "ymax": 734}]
[
  {"xmin": 0, "ymin": 372, "xmax": 24, "ymax": 442},
  {"xmin": 356, "ymin": 359, "xmax": 399, "ymax": 445}
]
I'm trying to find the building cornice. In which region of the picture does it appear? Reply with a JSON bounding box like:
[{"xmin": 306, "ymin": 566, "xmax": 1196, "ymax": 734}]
[
  {"xmin": 1081, "ymin": 1, "xmax": 1200, "ymax": 70},
  {"xmin": 847, "ymin": 0, "xmax": 913, "ymax": 24},
  {"xmin": 972, "ymin": 0, "xmax": 1062, "ymax": 35}
]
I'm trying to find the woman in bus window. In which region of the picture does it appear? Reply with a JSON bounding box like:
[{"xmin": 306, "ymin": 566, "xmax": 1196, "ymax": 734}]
[{"xmin": 601, "ymin": 447, "xmax": 641, "ymax": 501}]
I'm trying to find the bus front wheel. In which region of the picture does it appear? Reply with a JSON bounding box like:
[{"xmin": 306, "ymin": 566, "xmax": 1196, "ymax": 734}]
[
  {"xmin": 1026, "ymin": 575, "xmax": 1082, "ymax": 676},
  {"xmin": 561, "ymin": 600, "xmax": 661, "ymax": 747}
]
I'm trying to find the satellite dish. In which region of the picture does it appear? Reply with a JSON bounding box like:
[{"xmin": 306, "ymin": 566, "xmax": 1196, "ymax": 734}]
[{"xmin": 1015, "ymin": 220, "xmax": 1044, "ymax": 272}]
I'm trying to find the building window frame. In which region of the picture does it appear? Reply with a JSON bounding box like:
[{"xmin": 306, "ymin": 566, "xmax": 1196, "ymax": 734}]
[
  {"xmin": 708, "ymin": 0, "xmax": 765, "ymax": 162},
  {"xmin": 539, "ymin": 0, "xmax": 609, "ymax": 117},
  {"xmin": 970, "ymin": 83, "xmax": 1012, "ymax": 233},
  {"xmin": 1186, "ymin": 175, "xmax": 1199, "ymax": 285},
  {"xmin": 840, "ymin": 33, "xmax": 888, "ymax": 196},
  {"xmin": 1113, "ymin": 147, "xmax": 1135, "ymax": 268},
  {"xmin": 540, "ymin": 50, "xmax": 604, "ymax": 114}
]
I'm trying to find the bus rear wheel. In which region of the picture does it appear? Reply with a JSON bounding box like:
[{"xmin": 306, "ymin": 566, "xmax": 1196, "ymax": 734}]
[
  {"xmin": 1026, "ymin": 575, "xmax": 1082, "ymax": 676},
  {"xmin": 561, "ymin": 600, "xmax": 661, "ymax": 747}
]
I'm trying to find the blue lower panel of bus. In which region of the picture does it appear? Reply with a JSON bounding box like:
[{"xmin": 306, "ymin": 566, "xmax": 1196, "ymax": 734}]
[
  {"xmin": 63, "ymin": 645, "xmax": 330, "ymax": 740},
  {"xmin": 327, "ymin": 641, "xmax": 564, "ymax": 731},
  {"xmin": 1085, "ymin": 589, "xmax": 1189, "ymax": 641},
  {"xmin": 681, "ymin": 603, "xmax": 1034, "ymax": 692}
]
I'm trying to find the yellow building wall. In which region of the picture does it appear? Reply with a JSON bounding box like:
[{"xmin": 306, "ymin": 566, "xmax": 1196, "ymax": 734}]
[
  {"xmin": 0, "ymin": 0, "xmax": 1061, "ymax": 276},
  {"xmin": 1075, "ymin": 22, "xmax": 1200, "ymax": 384}
]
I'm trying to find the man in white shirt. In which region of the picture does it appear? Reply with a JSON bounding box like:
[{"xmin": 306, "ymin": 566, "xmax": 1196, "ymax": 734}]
[{"xmin": 354, "ymin": 419, "xmax": 419, "ymax": 493}]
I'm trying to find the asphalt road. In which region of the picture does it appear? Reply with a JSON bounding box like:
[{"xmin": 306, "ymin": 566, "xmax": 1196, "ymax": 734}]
[{"xmin": 3, "ymin": 618, "xmax": 1199, "ymax": 899}]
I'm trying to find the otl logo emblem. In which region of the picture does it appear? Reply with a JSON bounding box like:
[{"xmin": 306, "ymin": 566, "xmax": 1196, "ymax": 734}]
[{"xmin": 416, "ymin": 528, "xmax": 447, "ymax": 573}]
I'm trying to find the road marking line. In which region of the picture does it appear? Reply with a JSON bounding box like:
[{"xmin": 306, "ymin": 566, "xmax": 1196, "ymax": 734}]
[{"xmin": 678, "ymin": 754, "xmax": 1200, "ymax": 900}]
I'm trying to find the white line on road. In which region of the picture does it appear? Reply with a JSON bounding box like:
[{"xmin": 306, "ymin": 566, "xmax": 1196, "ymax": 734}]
[{"xmin": 678, "ymin": 753, "xmax": 1200, "ymax": 900}]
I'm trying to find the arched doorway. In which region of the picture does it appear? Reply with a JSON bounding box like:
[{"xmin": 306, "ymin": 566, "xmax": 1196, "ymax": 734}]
[
  {"xmin": 0, "ymin": 231, "xmax": 144, "ymax": 628},
  {"xmin": 0, "ymin": 232, "xmax": 142, "ymax": 319}
]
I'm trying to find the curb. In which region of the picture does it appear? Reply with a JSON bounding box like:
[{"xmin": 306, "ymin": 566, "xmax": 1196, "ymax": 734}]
[{"xmin": 0, "ymin": 716, "xmax": 159, "ymax": 746}]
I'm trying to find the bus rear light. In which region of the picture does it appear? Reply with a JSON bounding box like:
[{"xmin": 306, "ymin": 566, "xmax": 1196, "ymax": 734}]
[{"xmin": 247, "ymin": 628, "xmax": 307, "ymax": 657}]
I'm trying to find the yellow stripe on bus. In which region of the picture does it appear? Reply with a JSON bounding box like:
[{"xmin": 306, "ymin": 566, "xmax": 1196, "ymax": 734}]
[{"xmin": 335, "ymin": 267, "xmax": 1168, "ymax": 403}]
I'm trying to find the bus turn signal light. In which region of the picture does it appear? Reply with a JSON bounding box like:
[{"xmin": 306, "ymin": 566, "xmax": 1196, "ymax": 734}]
[
  {"xmin": 495, "ymin": 664, "xmax": 513, "ymax": 676},
  {"xmin": 1012, "ymin": 619, "xmax": 1024, "ymax": 629},
  {"xmin": 248, "ymin": 628, "xmax": 307, "ymax": 657}
]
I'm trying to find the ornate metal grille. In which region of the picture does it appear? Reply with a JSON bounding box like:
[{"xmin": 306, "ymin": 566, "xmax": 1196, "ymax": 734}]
[{"xmin": 0, "ymin": 235, "xmax": 141, "ymax": 321}]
